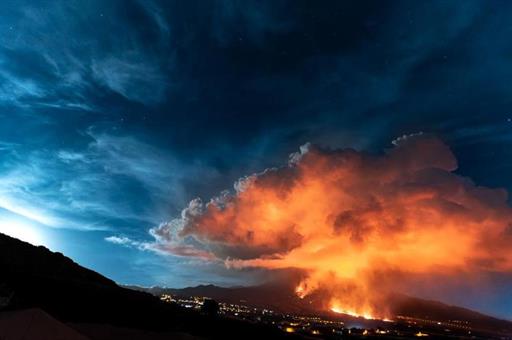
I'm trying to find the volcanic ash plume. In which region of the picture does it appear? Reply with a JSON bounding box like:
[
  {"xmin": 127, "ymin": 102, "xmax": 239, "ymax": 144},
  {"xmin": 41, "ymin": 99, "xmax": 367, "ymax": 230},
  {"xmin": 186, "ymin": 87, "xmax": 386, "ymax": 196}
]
[{"xmin": 151, "ymin": 135, "xmax": 512, "ymax": 319}]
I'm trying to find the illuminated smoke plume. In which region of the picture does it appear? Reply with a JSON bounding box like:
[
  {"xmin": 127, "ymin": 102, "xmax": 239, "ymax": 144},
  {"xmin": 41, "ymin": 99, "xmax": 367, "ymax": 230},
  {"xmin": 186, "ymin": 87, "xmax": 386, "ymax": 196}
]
[{"xmin": 151, "ymin": 134, "xmax": 512, "ymax": 318}]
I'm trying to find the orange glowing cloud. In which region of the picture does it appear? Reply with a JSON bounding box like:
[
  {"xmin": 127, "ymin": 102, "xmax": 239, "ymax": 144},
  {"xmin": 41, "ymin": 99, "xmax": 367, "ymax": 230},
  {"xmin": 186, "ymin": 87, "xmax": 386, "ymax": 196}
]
[{"xmin": 151, "ymin": 134, "xmax": 512, "ymax": 318}]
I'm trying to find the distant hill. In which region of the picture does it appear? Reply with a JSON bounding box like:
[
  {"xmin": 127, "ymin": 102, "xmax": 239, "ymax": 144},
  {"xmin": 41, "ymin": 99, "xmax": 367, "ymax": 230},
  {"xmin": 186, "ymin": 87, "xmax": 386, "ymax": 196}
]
[
  {"xmin": 0, "ymin": 232, "xmax": 302, "ymax": 339},
  {"xmin": 126, "ymin": 283, "xmax": 313, "ymax": 314},
  {"xmin": 132, "ymin": 283, "xmax": 512, "ymax": 335},
  {"xmin": 390, "ymin": 293, "xmax": 512, "ymax": 334}
]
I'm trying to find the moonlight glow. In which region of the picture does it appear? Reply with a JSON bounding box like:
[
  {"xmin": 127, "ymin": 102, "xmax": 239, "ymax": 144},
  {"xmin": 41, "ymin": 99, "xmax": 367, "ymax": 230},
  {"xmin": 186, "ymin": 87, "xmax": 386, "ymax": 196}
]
[{"xmin": 0, "ymin": 219, "xmax": 45, "ymax": 246}]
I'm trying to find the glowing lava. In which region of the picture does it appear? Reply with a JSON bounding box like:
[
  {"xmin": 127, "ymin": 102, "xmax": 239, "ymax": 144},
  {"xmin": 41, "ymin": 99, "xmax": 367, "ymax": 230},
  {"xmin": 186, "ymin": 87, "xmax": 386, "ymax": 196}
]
[
  {"xmin": 329, "ymin": 300, "xmax": 393, "ymax": 322},
  {"xmin": 295, "ymin": 283, "xmax": 307, "ymax": 299},
  {"xmin": 330, "ymin": 305, "xmax": 375, "ymax": 320}
]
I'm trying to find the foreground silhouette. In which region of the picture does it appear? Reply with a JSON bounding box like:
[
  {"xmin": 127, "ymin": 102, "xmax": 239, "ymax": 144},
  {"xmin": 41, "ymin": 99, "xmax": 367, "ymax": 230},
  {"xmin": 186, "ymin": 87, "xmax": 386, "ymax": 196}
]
[
  {"xmin": 0, "ymin": 233, "xmax": 301, "ymax": 340},
  {"xmin": 1, "ymin": 232, "xmax": 511, "ymax": 339}
]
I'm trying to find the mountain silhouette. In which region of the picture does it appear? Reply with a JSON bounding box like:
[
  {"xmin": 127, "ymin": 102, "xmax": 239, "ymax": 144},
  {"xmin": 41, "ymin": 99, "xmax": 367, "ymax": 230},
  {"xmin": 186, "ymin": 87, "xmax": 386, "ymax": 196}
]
[
  {"xmin": 134, "ymin": 283, "xmax": 512, "ymax": 336},
  {"xmin": 0, "ymin": 233, "xmax": 301, "ymax": 339}
]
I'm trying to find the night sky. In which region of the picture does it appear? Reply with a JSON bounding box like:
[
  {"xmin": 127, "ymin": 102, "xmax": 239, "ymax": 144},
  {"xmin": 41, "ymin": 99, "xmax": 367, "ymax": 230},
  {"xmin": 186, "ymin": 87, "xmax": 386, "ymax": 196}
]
[{"xmin": 1, "ymin": 1, "xmax": 512, "ymax": 318}]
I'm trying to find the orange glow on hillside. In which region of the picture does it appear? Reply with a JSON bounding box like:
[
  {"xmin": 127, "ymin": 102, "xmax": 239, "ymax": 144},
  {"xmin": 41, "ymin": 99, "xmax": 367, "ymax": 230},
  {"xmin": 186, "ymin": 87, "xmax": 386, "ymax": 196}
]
[
  {"xmin": 295, "ymin": 283, "xmax": 307, "ymax": 299},
  {"xmin": 330, "ymin": 305, "xmax": 375, "ymax": 320}
]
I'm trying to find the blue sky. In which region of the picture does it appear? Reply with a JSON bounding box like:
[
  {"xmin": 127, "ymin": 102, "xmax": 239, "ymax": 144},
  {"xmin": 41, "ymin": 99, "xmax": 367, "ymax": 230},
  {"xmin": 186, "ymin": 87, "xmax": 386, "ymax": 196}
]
[{"xmin": 0, "ymin": 0, "xmax": 512, "ymax": 318}]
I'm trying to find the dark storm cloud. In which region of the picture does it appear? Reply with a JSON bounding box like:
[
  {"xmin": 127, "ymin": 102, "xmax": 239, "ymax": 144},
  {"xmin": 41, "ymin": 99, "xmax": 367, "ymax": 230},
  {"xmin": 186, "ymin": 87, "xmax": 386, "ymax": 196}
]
[
  {"xmin": 117, "ymin": 0, "xmax": 512, "ymax": 178},
  {"xmin": 3, "ymin": 0, "xmax": 507, "ymax": 160},
  {"xmin": 0, "ymin": 0, "xmax": 171, "ymax": 108}
]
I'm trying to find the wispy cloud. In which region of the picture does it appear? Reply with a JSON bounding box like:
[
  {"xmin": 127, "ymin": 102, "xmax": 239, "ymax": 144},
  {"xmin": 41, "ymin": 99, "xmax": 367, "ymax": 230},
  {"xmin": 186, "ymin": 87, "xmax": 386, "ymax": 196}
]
[
  {"xmin": 0, "ymin": 1, "xmax": 171, "ymax": 109},
  {"xmin": 105, "ymin": 235, "xmax": 138, "ymax": 246},
  {"xmin": 0, "ymin": 128, "xmax": 216, "ymax": 234},
  {"xmin": 105, "ymin": 227, "xmax": 216, "ymax": 261},
  {"xmin": 91, "ymin": 55, "xmax": 168, "ymax": 105}
]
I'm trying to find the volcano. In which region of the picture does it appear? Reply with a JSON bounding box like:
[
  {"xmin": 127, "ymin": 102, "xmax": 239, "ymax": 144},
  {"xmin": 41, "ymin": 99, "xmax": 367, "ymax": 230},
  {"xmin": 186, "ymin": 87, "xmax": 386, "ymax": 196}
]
[{"xmin": 134, "ymin": 283, "xmax": 512, "ymax": 336}]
